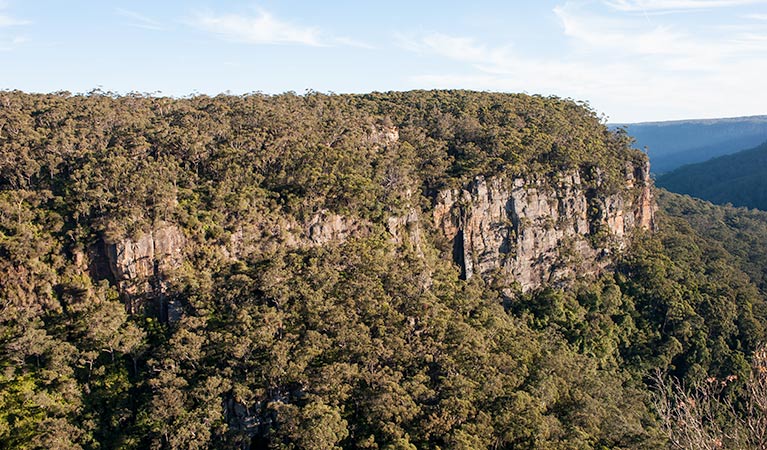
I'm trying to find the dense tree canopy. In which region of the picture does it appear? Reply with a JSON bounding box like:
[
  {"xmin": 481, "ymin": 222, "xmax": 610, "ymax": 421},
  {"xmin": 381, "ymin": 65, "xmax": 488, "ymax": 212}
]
[{"xmin": 1, "ymin": 90, "xmax": 765, "ymax": 449}]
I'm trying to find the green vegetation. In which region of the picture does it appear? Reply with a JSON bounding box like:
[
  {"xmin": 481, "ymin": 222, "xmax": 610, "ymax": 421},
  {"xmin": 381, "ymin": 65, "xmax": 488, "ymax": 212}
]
[
  {"xmin": 1, "ymin": 90, "xmax": 767, "ymax": 448},
  {"xmin": 656, "ymin": 141, "xmax": 767, "ymax": 210}
]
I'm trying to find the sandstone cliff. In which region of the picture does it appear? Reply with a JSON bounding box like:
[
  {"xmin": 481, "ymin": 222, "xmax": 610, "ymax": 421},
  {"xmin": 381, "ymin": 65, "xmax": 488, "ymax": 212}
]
[
  {"xmin": 101, "ymin": 223, "xmax": 186, "ymax": 319},
  {"xmin": 433, "ymin": 160, "xmax": 654, "ymax": 291},
  {"xmin": 99, "ymin": 159, "xmax": 654, "ymax": 312}
]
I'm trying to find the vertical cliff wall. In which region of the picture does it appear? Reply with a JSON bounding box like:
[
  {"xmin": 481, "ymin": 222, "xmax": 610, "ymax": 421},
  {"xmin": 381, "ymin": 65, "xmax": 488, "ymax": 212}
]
[
  {"xmin": 100, "ymin": 223, "xmax": 186, "ymax": 319},
  {"xmin": 433, "ymin": 161, "xmax": 654, "ymax": 291},
  {"xmin": 96, "ymin": 158, "xmax": 654, "ymax": 308}
]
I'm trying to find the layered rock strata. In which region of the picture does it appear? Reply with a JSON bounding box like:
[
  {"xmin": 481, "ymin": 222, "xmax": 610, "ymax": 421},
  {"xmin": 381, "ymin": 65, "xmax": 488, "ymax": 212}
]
[
  {"xmin": 99, "ymin": 160, "xmax": 654, "ymax": 310},
  {"xmin": 433, "ymin": 161, "xmax": 654, "ymax": 291}
]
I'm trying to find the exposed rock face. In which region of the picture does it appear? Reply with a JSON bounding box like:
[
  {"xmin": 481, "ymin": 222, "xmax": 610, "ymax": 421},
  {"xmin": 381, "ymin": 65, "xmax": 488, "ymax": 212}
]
[
  {"xmin": 225, "ymin": 211, "xmax": 366, "ymax": 260},
  {"xmin": 307, "ymin": 211, "xmax": 361, "ymax": 245},
  {"xmin": 100, "ymin": 159, "xmax": 654, "ymax": 308},
  {"xmin": 634, "ymin": 162, "xmax": 655, "ymax": 230},
  {"xmin": 104, "ymin": 224, "xmax": 186, "ymax": 316},
  {"xmin": 387, "ymin": 207, "xmax": 424, "ymax": 256},
  {"xmin": 434, "ymin": 161, "xmax": 654, "ymax": 292},
  {"xmin": 386, "ymin": 187, "xmax": 426, "ymax": 256},
  {"xmin": 367, "ymin": 124, "xmax": 399, "ymax": 145}
]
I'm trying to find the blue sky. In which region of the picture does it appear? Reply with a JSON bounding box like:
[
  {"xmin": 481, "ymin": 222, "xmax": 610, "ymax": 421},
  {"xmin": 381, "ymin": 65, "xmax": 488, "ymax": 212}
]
[{"xmin": 1, "ymin": 0, "xmax": 766, "ymax": 122}]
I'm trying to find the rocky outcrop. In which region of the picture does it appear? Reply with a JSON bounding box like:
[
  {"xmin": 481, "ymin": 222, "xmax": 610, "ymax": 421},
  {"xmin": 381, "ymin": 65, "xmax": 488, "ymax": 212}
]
[
  {"xmin": 367, "ymin": 123, "xmax": 399, "ymax": 146},
  {"xmin": 434, "ymin": 161, "xmax": 654, "ymax": 292},
  {"xmin": 98, "ymin": 159, "xmax": 654, "ymax": 308},
  {"xmin": 225, "ymin": 211, "xmax": 366, "ymax": 260},
  {"xmin": 634, "ymin": 161, "xmax": 655, "ymax": 230},
  {"xmin": 104, "ymin": 223, "xmax": 186, "ymax": 317},
  {"xmin": 307, "ymin": 211, "xmax": 361, "ymax": 245},
  {"xmin": 102, "ymin": 213, "xmax": 362, "ymax": 317},
  {"xmin": 387, "ymin": 207, "xmax": 424, "ymax": 255}
]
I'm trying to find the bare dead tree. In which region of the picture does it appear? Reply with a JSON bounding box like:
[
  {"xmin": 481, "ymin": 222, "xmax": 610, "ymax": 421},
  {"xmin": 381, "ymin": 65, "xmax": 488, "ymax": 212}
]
[
  {"xmin": 743, "ymin": 347, "xmax": 767, "ymax": 449},
  {"xmin": 653, "ymin": 370, "xmax": 734, "ymax": 449},
  {"xmin": 653, "ymin": 345, "xmax": 767, "ymax": 450}
]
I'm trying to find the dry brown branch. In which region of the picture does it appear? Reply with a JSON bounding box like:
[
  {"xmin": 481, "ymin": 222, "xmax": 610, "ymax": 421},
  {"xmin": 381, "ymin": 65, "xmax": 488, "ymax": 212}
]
[{"xmin": 653, "ymin": 345, "xmax": 767, "ymax": 450}]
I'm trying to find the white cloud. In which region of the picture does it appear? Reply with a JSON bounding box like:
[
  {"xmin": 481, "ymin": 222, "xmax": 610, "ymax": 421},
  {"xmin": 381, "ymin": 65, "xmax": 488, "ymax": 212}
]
[
  {"xmin": 0, "ymin": 2, "xmax": 29, "ymax": 51},
  {"xmin": 398, "ymin": 1, "xmax": 767, "ymax": 122},
  {"xmin": 399, "ymin": 31, "xmax": 646, "ymax": 97},
  {"xmin": 604, "ymin": 0, "xmax": 767, "ymax": 12},
  {"xmin": 422, "ymin": 34, "xmax": 504, "ymax": 62},
  {"xmin": 0, "ymin": 35, "xmax": 25, "ymax": 51},
  {"xmin": 396, "ymin": 32, "xmax": 510, "ymax": 67},
  {"xmin": 116, "ymin": 8, "xmax": 165, "ymax": 31},
  {"xmin": 555, "ymin": 5, "xmax": 687, "ymax": 56},
  {"xmin": 187, "ymin": 7, "xmax": 370, "ymax": 48},
  {"xmin": 0, "ymin": 15, "xmax": 25, "ymax": 27},
  {"xmin": 554, "ymin": 2, "xmax": 767, "ymax": 69},
  {"xmin": 744, "ymin": 12, "xmax": 767, "ymax": 19},
  {"xmin": 188, "ymin": 8, "xmax": 329, "ymax": 46},
  {"xmin": 0, "ymin": 1, "xmax": 28, "ymax": 28}
]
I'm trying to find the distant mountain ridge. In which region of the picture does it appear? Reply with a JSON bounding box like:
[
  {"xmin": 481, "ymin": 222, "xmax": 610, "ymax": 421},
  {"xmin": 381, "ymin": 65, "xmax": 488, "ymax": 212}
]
[
  {"xmin": 615, "ymin": 115, "xmax": 767, "ymax": 127},
  {"xmin": 656, "ymin": 140, "xmax": 767, "ymax": 210},
  {"xmin": 611, "ymin": 115, "xmax": 767, "ymax": 173}
]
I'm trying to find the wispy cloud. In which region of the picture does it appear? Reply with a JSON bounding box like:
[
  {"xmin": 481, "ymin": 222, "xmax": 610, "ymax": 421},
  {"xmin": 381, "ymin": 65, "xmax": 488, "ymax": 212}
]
[
  {"xmin": 554, "ymin": 5, "xmax": 689, "ymax": 57},
  {"xmin": 188, "ymin": 8, "xmax": 323, "ymax": 46},
  {"xmin": 399, "ymin": 0, "xmax": 767, "ymax": 121},
  {"xmin": 555, "ymin": 2, "xmax": 767, "ymax": 69},
  {"xmin": 0, "ymin": 35, "xmax": 25, "ymax": 51},
  {"xmin": 743, "ymin": 12, "xmax": 767, "ymax": 19},
  {"xmin": 0, "ymin": 15, "xmax": 25, "ymax": 27},
  {"xmin": 399, "ymin": 31, "xmax": 647, "ymax": 98},
  {"xmin": 0, "ymin": 1, "xmax": 29, "ymax": 51},
  {"xmin": 0, "ymin": 1, "xmax": 28, "ymax": 28},
  {"xmin": 604, "ymin": 0, "xmax": 767, "ymax": 12},
  {"xmin": 396, "ymin": 32, "xmax": 509, "ymax": 65},
  {"xmin": 116, "ymin": 8, "xmax": 165, "ymax": 31},
  {"xmin": 186, "ymin": 7, "xmax": 368, "ymax": 48}
]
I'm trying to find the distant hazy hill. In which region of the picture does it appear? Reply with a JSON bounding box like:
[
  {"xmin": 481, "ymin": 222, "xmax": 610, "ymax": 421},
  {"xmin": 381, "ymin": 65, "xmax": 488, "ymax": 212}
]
[
  {"xmin": 656, "ymin": 140, "xmax": 767, "ymax": 210},
  {"xmin": 613, "ymin": 115, "xmax": 767, "ymax": 173}
]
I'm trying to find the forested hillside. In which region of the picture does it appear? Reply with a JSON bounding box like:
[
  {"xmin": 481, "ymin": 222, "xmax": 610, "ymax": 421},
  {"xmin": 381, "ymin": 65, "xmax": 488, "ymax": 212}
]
[
  {"xmin": 615, "ymin": 116, "xmax": 767, "ymax": 174},
  {"xmin": 657, "ymin": 190, "xmax": 767, "ymax": 292},
  {"xmin": 1, "ymin": 90, "xmax": 767, "ymax": 449},
  {"xmin": 656, "ymin": 140, "xmax": 767, "ymax": 211}
]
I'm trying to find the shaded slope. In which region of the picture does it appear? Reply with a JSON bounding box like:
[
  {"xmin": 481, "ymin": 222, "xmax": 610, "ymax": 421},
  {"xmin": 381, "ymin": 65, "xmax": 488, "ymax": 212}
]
[{"xmin": 656, "ymin": 140, "xmax": 767, "ymax": 210}]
